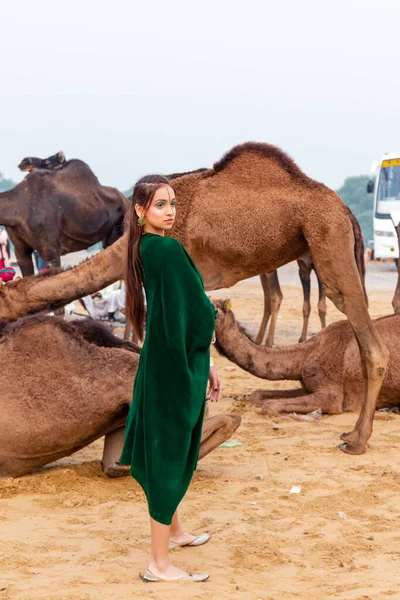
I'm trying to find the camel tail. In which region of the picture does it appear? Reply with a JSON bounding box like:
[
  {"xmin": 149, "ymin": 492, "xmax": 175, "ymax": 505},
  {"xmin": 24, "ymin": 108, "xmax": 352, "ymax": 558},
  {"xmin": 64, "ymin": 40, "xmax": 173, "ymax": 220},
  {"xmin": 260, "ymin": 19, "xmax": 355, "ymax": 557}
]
[{"xmin": 348, "ymin": 208, "xmax": 368, "ymax": 306}]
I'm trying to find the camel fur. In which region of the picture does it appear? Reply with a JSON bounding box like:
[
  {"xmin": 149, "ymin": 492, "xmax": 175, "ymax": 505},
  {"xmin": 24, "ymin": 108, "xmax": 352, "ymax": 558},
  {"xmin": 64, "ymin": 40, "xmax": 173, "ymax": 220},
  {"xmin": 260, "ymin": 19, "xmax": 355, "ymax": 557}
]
[
  {"xmin": 214, "ymin": 299, "xmax": 400, "ymax": 418},
  {"xmin": 0, "ymin": 315, "xmax": 240, "ymax": 478},
  {"xmin": 0, "ymin": 154, "xmax": 128, "ymax": 276}
]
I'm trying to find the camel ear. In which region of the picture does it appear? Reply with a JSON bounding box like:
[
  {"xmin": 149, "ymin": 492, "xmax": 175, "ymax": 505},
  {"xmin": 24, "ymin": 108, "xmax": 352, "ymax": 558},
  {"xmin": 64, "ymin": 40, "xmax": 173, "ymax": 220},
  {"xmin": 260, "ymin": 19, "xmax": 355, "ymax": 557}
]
[
  {"xmin": 225, "ymin": 299, "xmax": 232, "ymax": 310},
  {"xmin": 57, "ymin": 151, "xmax": 66, "ymax": 163}
]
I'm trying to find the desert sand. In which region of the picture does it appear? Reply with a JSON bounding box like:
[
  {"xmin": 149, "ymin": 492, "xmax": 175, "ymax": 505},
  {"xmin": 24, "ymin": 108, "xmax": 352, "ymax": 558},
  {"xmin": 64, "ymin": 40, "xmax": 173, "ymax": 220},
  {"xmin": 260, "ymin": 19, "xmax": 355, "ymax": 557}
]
[{"xmin": 1, "ymin": 269, "xmax": 400, "ymax": 600}]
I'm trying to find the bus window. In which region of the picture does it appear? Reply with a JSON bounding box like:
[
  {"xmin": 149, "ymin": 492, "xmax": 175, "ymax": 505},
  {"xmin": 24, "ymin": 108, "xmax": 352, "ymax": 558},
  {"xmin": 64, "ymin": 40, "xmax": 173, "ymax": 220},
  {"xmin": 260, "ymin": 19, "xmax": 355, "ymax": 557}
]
[{"xmin": 377, "ymin": 164, "xmax": 400, "ymax": 215}]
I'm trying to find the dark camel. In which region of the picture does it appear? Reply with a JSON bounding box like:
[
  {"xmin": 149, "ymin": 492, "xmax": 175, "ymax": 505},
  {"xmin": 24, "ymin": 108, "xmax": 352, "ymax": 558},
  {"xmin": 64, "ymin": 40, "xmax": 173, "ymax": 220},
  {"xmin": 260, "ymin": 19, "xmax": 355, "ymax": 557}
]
[
  {"xmin": 0, "ymin": 155, "xmax": 128, "ymax": 276},
  {"xmin": 0, "ymin": 314, "xmax": 240, "ymax": 478},
  {"xmin": 0, "ymin": 142, "xmax": 388, "ymax": 454},
  {"xmin": 256, "ymin": 258, "xmax": 327, "ymax": 346},
  {"xmin": 18, "ymin": 151, "xmax": 66, "ymax": 173},
  {"xmin": 214, "ymin": 299, "xmax": 400, "ymax": 419}
]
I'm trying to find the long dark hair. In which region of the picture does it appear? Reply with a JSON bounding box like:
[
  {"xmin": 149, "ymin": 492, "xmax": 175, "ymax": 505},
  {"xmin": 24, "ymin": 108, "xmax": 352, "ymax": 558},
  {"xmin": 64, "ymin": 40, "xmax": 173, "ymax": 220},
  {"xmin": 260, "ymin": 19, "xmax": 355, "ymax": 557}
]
[{"xmin": 124, "ymin": 174, "xmax": 171, "ymax": 341}]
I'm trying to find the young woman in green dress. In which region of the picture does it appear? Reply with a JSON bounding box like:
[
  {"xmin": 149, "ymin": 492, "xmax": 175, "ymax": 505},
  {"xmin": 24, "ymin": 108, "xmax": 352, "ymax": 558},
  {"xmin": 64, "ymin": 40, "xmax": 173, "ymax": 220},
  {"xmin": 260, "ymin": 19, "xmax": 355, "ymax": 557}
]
[{"xmin": 120, "ymin": 174, "xmax": 222, "ymax": 582}]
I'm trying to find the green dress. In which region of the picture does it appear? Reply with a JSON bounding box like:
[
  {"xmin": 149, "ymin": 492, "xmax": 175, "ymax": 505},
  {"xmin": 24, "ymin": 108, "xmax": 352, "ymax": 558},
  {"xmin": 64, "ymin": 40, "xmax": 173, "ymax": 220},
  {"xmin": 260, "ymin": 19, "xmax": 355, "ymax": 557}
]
[{"xmin": 119, "ymin": 232, "xmax": 216, "ymax": 525}]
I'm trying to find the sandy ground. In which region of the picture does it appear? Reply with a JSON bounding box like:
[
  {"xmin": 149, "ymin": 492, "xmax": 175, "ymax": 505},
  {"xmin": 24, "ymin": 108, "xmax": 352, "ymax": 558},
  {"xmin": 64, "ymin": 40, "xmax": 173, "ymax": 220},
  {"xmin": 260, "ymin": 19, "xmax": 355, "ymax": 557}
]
[{"xmin": 2, "ymin": 272, "xmax": 400, "ymax": 600}]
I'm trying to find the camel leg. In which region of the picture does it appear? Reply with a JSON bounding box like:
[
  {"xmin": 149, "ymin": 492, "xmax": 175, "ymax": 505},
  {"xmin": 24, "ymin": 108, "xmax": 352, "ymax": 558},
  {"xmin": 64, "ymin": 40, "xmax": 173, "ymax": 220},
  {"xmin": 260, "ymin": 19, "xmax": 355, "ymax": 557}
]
[
  {"xmin": 317, "ymin": 272, "xmax": 327, "ymax": 328},
  {"xmin": 250, "ymin": 388, "xmax": 307, "ymax": 405},
  {"xmin": 307, "ymin": 224, "xmax": 389, "ymax": 454},
  {"xmin": 260, "ymin": 389, "xmax": 343, "ymax": 416},
  {"xmin": 44, "ymin": 251, "xmax": 61, "ymax": 270},
  {"xmin": 7, "ymin": 233, "xmax": 34, "ymax": 276},
  {"xmin": 298, "ymin": 260, "xmax": 311, "ymax": 343},
  {"xmin": 392, "ymin": 223, "xmax": 400, "ymax": 313},
  {"xmin": 102, "ymin": 427, "xmax": 130, "ymax": 478},
  {"xmin": 264, "ymin": 271, "xmax": 283, "ymax": 347},
  {"xmin": 255, "ymin": 273, "xmax": 271, "ymax": 345},
  {"xmin": 198, "ymin": 414, "xmax": 242, "ymax": 460}
]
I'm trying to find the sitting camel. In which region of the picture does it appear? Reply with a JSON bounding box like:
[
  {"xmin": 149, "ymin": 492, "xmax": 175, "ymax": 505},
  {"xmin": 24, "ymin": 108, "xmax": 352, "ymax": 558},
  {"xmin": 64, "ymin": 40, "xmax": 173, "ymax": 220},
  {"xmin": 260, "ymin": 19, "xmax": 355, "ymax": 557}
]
[
  {"xmin": 18, "ymin": 151, "xmax": 66, "ymax": 173},
  {"xmin": 0, "ymin": 154, "xmax": 128, "ymax": 276},
  {"xmin": 0, "ymin": 142, "xmax": 386, "ymax": 455},
  {"xmin": 0, "ymin": 315, "xmax": 240, "ymax": 478},
  {"xmin": 214, "ymin": 299, "xmax": 400, "ymax": 418}
]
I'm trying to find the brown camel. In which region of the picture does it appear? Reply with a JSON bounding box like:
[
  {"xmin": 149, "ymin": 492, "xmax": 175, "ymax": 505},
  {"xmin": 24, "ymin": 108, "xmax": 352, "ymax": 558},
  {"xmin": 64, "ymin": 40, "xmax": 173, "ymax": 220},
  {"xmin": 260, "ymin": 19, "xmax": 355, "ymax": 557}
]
[
  {"xmin": 18, "ymin": 151, "xmax": 66, "ymax": 173},
  {"xmin": 214, "ymin": 299, "xmax": 400, "ymax": 418},
  {"xmin": 391, "ymin": 220, "xmax": 400, "ymax": 313},
  {"xmin": 0, "ymin": 155, "xmax": 128, "ymax": 276},
  {"xmin": 256, "ymin": 257, "xmax": 327, "ymax": 346},
  {"xmin": 0, "ymin": 314, "xmax": 240, "ymax": 478},
  {"xmin": 0, "ymin": 142, "xmax": 388, "ymax": 454},
  {"xmin": 168, "ymin": 169, "xmax": 327, "ymax": 346}
]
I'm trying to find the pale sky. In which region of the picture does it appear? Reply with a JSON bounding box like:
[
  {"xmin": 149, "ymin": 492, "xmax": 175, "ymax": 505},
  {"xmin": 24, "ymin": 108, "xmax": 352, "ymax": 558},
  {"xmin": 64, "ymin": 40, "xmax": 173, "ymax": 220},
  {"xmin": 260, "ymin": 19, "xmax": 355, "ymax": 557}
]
[{"xmin": 1, "ymin": 0, "xmax": 399, "ymax": 191}]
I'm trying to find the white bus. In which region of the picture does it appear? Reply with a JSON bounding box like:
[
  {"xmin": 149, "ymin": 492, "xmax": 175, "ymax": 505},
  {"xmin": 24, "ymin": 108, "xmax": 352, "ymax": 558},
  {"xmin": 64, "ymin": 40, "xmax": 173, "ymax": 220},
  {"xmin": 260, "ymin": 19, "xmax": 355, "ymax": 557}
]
[{"xmin": 368, "ymin": 154, "xmax": 400, "ymax": 266}]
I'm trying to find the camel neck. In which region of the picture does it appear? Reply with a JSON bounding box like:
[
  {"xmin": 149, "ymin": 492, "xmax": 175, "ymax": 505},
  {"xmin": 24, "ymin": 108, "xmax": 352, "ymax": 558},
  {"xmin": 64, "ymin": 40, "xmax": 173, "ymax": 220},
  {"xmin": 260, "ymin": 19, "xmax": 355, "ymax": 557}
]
[
  {"xmin": 216, "ymin": 316, "xmax": 310, "ymax": 381},
  {"xmin": 0, "ymin": 188, "xmax": 20, "ymax": 227}
]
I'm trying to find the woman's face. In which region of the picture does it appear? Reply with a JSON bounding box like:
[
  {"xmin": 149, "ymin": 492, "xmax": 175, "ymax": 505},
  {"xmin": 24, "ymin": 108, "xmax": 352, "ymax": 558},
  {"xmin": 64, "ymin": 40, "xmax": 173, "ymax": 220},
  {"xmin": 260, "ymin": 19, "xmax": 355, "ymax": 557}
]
[{"xmin": 136, "ymin": 185, "xmax": 176, "ymax": 235}]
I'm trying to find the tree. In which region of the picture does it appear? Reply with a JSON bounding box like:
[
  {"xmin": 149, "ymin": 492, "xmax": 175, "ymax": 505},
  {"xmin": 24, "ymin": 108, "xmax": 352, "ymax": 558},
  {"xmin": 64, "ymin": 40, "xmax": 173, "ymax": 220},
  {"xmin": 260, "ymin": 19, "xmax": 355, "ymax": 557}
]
[
  {"xmin": 0, "ymin": 172, "xmax": 16, "ymax": 192},
  {"xmin": 336, "ymin": 175, "xmax": 373, "ymax": 243}
]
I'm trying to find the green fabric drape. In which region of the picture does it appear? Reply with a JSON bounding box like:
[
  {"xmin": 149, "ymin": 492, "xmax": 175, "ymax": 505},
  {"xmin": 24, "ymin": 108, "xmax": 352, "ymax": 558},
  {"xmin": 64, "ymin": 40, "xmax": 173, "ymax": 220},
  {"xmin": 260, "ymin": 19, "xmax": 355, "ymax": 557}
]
[{"xmin": 119, "ymin": 232, "xmax": 216, "ymax": 525}]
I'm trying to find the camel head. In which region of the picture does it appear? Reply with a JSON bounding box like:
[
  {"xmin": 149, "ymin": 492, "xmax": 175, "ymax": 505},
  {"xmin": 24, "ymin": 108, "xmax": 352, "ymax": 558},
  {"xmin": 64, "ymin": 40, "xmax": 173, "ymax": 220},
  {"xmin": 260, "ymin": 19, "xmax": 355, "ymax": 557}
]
[
  {"xmin": 212, "ymin": 298, "xmax": 235, "ymax": 333},
  {"xmin": 18, "ymin": 156, "xmax": 42, "ymax": 172},
  {"xmin": 42, "ymin": 151, "xmax": 66, "ymax": 169},
  {"xmin": 18, "ymin": 151, "xmax": 66, "ymax": 173}
]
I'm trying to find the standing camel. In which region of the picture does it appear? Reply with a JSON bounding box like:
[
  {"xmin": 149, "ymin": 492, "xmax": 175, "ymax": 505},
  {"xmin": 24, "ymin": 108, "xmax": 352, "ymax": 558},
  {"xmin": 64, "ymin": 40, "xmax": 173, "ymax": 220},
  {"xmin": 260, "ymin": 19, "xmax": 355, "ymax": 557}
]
[
  {"xmin": 167, "ymin": 169, "xmax": 327, "ymax": 346},
  {"xmin": 391, "ymin": 219, "xmax": 400, "ymax": 313},
  {"xmin": 255, "ymin": 257, "xmax": 327, "ymax": 346},
  {"xmin": 0, "ymin": 156, "xmax": 128, "ymax": 276},
  {"xmin": 18, "ymin": 151, "xmax": 66, "ymax": 173},
  {"xmin": 0, "ymin": 142, "xmax": 388, "ymax": 455}
]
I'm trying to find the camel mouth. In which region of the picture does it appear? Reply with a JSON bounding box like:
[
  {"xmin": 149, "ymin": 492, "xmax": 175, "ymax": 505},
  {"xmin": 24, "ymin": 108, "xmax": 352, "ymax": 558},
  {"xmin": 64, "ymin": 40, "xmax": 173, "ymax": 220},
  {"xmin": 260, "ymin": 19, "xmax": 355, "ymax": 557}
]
[{"xmin": 18, "ymin": 162, "xmax": 30, "ymax": 171}]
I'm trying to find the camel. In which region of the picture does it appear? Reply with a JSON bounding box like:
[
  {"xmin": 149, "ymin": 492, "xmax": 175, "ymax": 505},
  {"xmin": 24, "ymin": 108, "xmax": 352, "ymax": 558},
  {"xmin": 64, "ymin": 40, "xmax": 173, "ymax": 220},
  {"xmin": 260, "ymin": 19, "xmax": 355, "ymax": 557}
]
[
  {"xmin": 18, "ymin": 151, "xmax": 66, "ymax": 173},
  {"xmin": 0, "ymin": 314, "xmax": 240, "ymax": 478},
  {"xmin": 167, "ymin": 169, "xmax": 327, "ymax": 346},
  {"xmin": 214, "ymin": 298, "xmax": 400, "ymax": 418},
  {"xmin": 0, "ymin": 142, "xmax": 388, "ymax": 454},
  {"xmin": 0, "ymin": 156, "xmax": 128, "ymax": 276},
  {"xmin": 391, "ymin": 220, "xmax": 400, "ymax": 314},
  {"xmin": 256, "ymin": 258, "xmax": 326, "ymax": 346}
]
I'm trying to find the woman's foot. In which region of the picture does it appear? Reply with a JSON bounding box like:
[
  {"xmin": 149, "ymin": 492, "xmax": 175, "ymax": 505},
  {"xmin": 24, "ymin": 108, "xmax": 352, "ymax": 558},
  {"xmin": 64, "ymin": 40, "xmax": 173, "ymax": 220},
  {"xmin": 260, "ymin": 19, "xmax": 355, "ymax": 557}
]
[
  {"xmin": 169, "ymin": 531, "xmax": 198, "ymax": 546},
  {"xmin": 147, "ymin": 560, "xmax": 197, "ymax": 581},
  {"xmin": 169, "ymin": 532, "xmax": 210, "ymax": 548}
]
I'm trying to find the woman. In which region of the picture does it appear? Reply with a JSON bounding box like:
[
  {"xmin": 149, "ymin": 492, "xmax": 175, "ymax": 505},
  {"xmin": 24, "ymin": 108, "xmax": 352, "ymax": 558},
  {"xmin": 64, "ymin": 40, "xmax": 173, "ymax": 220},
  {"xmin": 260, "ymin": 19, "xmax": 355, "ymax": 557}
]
[{"xmin": 120, "ymin": 174, "xmax": 222, "ymax": 582}]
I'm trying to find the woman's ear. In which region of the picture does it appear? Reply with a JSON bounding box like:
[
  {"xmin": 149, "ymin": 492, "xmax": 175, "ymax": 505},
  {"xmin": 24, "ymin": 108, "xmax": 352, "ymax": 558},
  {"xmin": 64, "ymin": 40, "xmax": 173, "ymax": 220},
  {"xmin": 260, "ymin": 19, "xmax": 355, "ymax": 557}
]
[{"xmin": 135, "ymin": 204, "xmax": 143, "ymax": 219}]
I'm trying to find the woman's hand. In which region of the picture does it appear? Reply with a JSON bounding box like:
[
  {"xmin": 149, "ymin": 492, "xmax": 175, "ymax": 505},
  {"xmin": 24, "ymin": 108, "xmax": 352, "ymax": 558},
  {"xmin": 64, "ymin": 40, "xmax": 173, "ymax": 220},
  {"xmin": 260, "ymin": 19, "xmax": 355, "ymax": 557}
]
[{"xmin": 207, "ymin": 366, "xmax": 222, "ymax": 402}]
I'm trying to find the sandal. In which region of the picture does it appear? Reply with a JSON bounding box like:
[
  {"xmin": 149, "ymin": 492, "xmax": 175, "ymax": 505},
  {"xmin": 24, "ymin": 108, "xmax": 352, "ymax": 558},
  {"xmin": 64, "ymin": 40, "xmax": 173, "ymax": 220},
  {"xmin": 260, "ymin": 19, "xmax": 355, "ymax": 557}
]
[
  {"xmin": 141, "ymin": 569, "xmax": 210, "ymax": 582},
  {"xmin": 169, "ymin": 533, "xmax": 210, "ymax": 549}
]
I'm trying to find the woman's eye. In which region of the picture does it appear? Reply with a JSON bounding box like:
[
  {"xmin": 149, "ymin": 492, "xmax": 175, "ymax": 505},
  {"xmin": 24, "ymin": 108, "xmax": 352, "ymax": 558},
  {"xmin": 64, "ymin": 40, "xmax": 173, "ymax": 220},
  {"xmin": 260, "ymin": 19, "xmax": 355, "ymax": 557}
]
[{"xmin": 156, "ymin": 203, "xmax": 165, "ymax": 208}]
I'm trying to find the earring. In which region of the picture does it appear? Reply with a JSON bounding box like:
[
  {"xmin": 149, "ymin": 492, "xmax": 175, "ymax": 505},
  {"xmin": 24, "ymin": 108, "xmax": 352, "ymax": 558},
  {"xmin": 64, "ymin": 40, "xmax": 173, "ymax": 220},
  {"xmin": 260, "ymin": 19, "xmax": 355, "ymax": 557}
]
[{"xmin": 137, "ymin": 217, "xmax": 145, "ymax": 226}]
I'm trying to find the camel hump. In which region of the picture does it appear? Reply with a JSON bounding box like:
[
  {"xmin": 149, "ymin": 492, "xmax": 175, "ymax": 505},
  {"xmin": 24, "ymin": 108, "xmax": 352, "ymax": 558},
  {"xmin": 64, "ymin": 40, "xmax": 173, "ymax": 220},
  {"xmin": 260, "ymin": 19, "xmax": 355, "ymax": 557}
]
[{"xmin": 212, "ymin": 141, "xmax": 312, "ymax": 184}]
